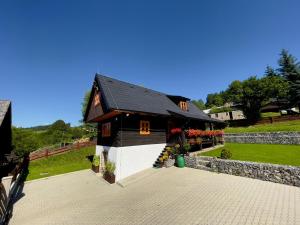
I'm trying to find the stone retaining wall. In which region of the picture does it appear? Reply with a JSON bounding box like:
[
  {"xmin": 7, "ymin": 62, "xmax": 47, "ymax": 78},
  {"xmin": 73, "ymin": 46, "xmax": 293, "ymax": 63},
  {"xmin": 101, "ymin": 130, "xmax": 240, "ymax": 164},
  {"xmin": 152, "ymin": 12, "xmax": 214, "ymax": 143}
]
[
  {"xmin": 225, "ymin": 132, "xmax": 300, "ymax": 145},
  {"xmin": 185, "ymin": 155, "xmax": 300, "ymax": 187}
]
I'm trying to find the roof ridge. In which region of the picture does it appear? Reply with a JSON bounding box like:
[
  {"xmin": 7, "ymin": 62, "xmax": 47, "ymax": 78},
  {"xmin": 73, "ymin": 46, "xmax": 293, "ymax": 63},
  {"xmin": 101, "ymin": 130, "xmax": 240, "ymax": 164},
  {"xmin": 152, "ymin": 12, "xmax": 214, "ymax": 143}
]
[{"xmin": 96, "ymin": 73, "xmax": 167, "ymax": 96}]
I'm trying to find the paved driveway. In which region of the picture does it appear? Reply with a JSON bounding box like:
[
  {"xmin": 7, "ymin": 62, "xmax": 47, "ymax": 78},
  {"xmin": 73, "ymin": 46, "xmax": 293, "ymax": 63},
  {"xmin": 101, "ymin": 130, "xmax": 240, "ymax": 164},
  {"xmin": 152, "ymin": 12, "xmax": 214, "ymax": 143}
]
[{"xmin": 9, "ymin": 167, "xmax": 300, "ymax": 225}]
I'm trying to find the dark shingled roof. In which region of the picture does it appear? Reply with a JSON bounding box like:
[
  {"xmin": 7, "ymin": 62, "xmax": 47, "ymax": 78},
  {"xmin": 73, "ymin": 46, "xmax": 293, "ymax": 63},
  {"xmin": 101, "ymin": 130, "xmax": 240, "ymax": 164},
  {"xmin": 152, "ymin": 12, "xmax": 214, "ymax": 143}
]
[
  {"xmin": 95, "ymin": 74, "xmax": 222, "ymax": 123},
  {"xmin": 0, "ymin": 100, "xmax": 10, "ymax": 126}
]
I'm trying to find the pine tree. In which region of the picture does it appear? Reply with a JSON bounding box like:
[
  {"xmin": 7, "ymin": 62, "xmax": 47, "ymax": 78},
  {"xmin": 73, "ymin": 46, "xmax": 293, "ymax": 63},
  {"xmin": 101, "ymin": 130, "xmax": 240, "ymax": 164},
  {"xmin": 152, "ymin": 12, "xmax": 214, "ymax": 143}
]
[
  {"xmin": 264, "ymin": 66, "xmax": 278, "ymax": 77},
  {"xmin": 278, "ymin": 49, "xmax": 300, "ymax": 80},
  {"xmin": 277, "ymin": 49, "xmax": 300, "ymax": 107}
]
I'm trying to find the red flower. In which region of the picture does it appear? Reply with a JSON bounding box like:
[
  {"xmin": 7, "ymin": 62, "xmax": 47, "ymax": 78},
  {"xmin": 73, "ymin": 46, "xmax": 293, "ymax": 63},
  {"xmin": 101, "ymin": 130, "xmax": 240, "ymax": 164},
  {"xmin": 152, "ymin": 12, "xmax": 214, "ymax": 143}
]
[{"xmin": 171, "ymin": 128, "xmax": 182, "ymax": 135}]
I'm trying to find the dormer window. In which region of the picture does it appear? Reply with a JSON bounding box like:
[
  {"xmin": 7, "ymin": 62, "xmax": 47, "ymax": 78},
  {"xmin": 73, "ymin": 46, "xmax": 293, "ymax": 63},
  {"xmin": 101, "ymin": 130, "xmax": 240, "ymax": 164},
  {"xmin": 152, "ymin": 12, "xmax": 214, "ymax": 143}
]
[{"xmin": 179, "ymin": 101, "xmax": 188, "ymax": 111}]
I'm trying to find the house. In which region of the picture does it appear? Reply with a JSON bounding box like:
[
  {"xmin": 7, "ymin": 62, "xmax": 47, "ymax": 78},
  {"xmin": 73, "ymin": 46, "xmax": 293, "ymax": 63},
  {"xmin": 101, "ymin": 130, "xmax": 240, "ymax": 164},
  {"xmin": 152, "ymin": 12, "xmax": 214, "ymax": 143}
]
[
  {"xmin": 84, "ymin": 74, "xmax": 223, "ymax": 181},
  {"xmin": 204, "ymin": 103, "xmax": 245, "ymax": 121},
  {"xmin": 0, "ymin": 100, "xmax": 12, "ymax": 161}
]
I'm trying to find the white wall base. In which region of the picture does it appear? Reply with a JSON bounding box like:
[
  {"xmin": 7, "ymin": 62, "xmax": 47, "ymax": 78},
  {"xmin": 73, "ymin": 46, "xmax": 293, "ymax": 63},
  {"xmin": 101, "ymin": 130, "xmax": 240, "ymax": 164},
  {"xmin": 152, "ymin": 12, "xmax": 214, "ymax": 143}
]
[{"xmin": 96, "ymin": 143, "xmax": 166, "ymax": 181}]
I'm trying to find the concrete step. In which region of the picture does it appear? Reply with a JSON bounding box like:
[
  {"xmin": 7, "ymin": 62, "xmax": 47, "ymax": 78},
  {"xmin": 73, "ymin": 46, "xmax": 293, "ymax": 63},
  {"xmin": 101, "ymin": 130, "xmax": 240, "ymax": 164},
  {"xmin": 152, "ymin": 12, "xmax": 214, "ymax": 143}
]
[
  {"xmin": 196, "ymin": 165, "xmax": 213, "ymax": 172},
  {"xmin": 197, "ymin": 160, "xmax": 210, "ymax": 167}
]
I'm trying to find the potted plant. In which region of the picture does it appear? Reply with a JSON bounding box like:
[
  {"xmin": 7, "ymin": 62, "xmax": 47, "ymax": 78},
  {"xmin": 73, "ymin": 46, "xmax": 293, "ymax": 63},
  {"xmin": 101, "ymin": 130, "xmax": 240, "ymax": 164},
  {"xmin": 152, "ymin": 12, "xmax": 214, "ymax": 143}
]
[
  {"xmin": 103, "ymin": 161, "xmax": 116, "ymax": 184},
  {"xmin": 173, "ymin": 144, "xmax": 185, "ymax": 168},
  {"xmin": 92, "ymin": 155, "xmax": 100, "ymax": 173},
  {"xmin": 196, "ymin": 137, "xmax": 202, "ymax": 145},
  {"xmin": 183, "ymin": 143, "xmax": 191, "ymax": 155}
]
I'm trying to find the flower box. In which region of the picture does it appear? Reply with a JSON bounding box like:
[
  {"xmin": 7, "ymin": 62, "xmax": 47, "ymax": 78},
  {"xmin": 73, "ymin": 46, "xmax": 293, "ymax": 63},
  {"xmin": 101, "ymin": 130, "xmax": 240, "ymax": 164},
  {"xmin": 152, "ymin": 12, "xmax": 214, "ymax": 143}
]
[
  {"xmin": 92, "ymin": 165, "xmax": 100, "ymax": 173},
  {"xmin": 103, "ymin": 172, "xmax": 115, "ymax": 184}
]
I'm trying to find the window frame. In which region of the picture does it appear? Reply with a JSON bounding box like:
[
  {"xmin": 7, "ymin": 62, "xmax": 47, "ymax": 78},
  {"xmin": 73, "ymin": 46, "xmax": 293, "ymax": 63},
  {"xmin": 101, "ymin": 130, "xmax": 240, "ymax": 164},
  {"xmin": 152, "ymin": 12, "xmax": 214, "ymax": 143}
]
[
  {"xmin": 102, "ymin": 122, "xmax": 111, "ymax": 137},
  {"xmin": 140, "ymin": 120, "xmax": 150, "ymax": 135},
  {"xmin": 179, "ymin": 101, "xmax": 188, "ymax": 111}
]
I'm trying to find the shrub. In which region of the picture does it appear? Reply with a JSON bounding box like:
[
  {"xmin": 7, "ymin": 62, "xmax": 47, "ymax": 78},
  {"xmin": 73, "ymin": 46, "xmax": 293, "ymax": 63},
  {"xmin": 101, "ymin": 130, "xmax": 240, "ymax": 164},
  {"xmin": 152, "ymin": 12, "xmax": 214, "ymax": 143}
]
[
  {"xmin": 105, "ymin": 161, "xmax": 116, "ymax": 175},
  {"xmin": 183, "ymin": 143, "xmax": 191, "ymax": 154},
  {"xmin": 92, "ymin": 155, "xmax": 100, "ymax": 167},
  {"xmin": 220, "ymin": 148, "xmax": 232, "ymax": 159}
]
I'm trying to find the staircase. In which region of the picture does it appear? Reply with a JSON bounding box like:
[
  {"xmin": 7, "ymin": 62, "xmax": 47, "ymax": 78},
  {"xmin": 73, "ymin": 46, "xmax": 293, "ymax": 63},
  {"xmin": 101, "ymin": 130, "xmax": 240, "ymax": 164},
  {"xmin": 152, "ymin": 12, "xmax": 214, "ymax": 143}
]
[
  {"xmin": 195, "ymin": 156, "xmax": 213, "ymax": 171},
  {"xmin": 153, "ymin": 145, "xmax": 173, "ymax": 168}
]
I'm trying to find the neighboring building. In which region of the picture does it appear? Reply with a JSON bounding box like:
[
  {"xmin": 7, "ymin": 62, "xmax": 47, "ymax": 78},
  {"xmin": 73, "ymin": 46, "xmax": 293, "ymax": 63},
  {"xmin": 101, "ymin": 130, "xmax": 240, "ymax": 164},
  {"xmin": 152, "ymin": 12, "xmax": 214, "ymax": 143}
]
[
  {"xmin": 204, "ymin": 103, "xmax": 245, "ymax": 121},
  {"xmin": 84, "ymin": 74, "xmax": 222, "ymax": 181},
  {"xmin": 0, "ymin": 100, "xmax": 12, "ymax": 160}
]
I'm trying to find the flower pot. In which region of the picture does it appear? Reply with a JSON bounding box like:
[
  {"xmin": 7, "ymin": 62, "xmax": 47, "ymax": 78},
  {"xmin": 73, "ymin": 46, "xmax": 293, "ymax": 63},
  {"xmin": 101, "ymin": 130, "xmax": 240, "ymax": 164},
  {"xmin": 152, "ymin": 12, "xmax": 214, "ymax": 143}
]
[
  {"xmin": 92, "ymin": 165, "xmax": 99, "ymax": 173},
  {"xmin": 176, "ymin": 155, "xmax": 185, "ymax": 168},
  {"xmin": 104, "ymin": 172, "xmax": 115, "ymax": 184}
]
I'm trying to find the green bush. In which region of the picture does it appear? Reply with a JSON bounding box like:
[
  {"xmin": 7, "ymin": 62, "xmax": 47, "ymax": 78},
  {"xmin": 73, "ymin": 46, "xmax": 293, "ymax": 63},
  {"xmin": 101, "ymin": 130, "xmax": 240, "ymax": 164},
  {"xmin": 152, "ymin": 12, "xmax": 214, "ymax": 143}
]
[
  {"xmin": 105, "ymin": 161, "xmax": 116, "ymax": 175},
  {"xmin": 220, "ymin": 148, "xmax": 232, "ymax": 159},
  {"xmin": 183, "ymin": 143, "xmax": 191, "ymax": 154},
  {"xmin": 92, "ymin": 155, "xmax": 100, "ymax": 166}
]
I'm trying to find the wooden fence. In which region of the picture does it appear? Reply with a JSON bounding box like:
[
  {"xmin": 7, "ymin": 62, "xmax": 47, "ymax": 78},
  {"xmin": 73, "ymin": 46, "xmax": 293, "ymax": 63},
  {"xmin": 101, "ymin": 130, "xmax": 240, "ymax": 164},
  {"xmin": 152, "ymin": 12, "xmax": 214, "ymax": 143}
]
[
  {"xmin": 255, "ymin": 114, "xmax": 300, "ymax": 124},
  {"xmin": 228, "ymin": 114, "xmax": 300, "ymax": 127},
  {"xmin": 0, "ymin": 156, "xmax": 27, "ymax": 225},
  {"xmin": 29, "ymin": 141, "xmax": 96, "ymax": 161}
]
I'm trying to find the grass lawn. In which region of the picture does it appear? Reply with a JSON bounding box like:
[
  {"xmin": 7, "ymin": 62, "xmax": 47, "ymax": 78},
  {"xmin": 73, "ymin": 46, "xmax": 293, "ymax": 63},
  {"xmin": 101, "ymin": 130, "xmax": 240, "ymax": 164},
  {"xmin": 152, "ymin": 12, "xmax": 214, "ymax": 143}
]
[
  {"xmin": 261, "ymin": 112, "xmax": 281, "ymax": 117},
  {"xmin": 27, "ymin": 146, "xmax": 95, "ymax": 180},
  {"xmin": 225, "ymin": 120, "xmax": 300, "ymax": 133},
  {"xmin": 199, "ymin": 143, "xmax": 300, "ymax": 166}
]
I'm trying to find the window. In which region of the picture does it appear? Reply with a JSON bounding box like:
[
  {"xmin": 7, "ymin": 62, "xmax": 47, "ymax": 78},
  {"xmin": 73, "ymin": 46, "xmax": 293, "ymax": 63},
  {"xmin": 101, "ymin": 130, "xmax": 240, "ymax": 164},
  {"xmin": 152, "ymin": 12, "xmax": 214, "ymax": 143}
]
[
  {"xmin": 215, "ymin": 114, "xmax": 218, "ymax": 118},
  {"xmin": 102, "ymin": 122, "xmax": 111, "ymax": 137},
  {"xmin": 140, "ymin": 120, "xmax": 150, "ymax": 135},
  {"xmin": 179, "ymin": 101, "xmax": 188, "ymax": 111},
  {"xmin": 94, "ymin": 93, "xmax": 100, "ymax": 107}
]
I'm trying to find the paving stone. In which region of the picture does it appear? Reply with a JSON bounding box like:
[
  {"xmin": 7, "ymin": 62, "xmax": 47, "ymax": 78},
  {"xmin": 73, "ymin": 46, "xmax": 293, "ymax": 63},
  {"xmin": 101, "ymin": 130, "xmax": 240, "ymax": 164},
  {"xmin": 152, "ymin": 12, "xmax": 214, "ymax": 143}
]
[{"xmin": 9, "ymin": 168, "xmax": 300, "ymax": 225}]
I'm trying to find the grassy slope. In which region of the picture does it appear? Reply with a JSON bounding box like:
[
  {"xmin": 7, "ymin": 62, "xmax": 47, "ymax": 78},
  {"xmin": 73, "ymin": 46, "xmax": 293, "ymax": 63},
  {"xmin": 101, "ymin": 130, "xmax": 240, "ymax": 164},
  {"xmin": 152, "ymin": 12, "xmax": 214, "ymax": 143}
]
[
  {"xmin": 225, "ymin": 120, "xmax": 300, "ymax": 133},
  {"xmin": 200, "ymin": 143, "xmax": 300, "ymax": 166},
  {"xmin": 27, "ymin": 146, "xmax": 95, "ymax": 180}
]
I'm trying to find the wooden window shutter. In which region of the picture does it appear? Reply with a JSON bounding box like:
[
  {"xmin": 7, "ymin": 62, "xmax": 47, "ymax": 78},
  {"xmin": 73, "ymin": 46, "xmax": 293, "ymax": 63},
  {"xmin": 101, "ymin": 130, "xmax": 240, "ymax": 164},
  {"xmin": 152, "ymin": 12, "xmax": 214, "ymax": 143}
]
[
  {"xmin": 94, "ymin": 92, "xmax": 101, "ymax": 107},
  {"xmin": 140, "ymin": 120, "xmax": 150, "ymax": 135},
  {"xmin": 102, "ymin": 122, "xmax": 111, "ymax": 137},
  {"xmin": 179, "ymin": 101, "xmax": 188, "ymax": 111}
]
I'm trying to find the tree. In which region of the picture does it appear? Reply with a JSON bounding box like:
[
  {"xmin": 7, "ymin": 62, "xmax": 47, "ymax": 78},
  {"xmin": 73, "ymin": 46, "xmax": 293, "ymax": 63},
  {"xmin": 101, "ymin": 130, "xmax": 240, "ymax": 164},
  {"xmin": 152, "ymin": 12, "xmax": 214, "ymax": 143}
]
[
  {"xmin": 12, "ymin": 127, "xmax": 41, "ymax": 156},
  {"xmin": 224, "ymin": 80, "xmax": 243, "ymax": 103},
  {"xmin": 240, "ymin": 76, "xmax": 265, "ymax": 123},
  {"xmin": 205, "ymin": 93, "xmax": 224, "ymax": 108},
  {"xmin": 192, "ymin": 99, "xmax": 206, "ymax": 110},
  {"xmin": 265, "ymin": 66, "xmax": 279, "ymax": 77},
  {"xmin": 278, "ymin": 49, "xmax": 300, "ymax": 107},
  {"xmin": 81, "ymin": 90, "xmax": 91, "ymax": 119},
  {"xmin": 42, "ymin": 120, "xmax": 72, "ymax": 145},
  {"xmin": 278, "ymin": 49, "xmax": 300, "ymax": 81}
]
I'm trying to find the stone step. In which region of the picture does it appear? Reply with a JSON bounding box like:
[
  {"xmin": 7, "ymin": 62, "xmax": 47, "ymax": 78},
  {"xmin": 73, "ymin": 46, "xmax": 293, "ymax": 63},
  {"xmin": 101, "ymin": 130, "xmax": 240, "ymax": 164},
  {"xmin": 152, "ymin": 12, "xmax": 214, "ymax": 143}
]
[
  {"xmin": 196, "ymin": 165, "xmax": 213, "ymax": 172},
  {"xmin": 197, "ymin": 160, "xmax": 210, "ymax": 167}
]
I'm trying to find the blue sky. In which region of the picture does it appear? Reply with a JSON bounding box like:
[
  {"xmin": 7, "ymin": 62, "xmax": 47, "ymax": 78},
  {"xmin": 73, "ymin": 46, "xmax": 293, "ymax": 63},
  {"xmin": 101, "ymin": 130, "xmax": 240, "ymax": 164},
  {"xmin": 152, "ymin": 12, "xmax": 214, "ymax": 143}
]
[{"xmin": 1, "ymin": 0, "xmax": 300, "ymax": 127}]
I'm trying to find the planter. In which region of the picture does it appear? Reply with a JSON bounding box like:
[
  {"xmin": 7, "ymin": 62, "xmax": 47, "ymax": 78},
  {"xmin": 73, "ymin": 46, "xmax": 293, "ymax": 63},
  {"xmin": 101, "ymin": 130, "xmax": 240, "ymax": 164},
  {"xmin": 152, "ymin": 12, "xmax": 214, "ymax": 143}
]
[
  {"xmin": 92, "ymin": 165, "xmax": 99, "ymax": 173},
  {"xmin": 103, "ymin": 172, "xmax": 115, "ymax": 184},
  {"xmin": 176, "ymin": 155, "xmax": 185, "ymax": 168},
  {"xmin": 164, "ymin": 158, "xmax": 175, "ymax": 168}
]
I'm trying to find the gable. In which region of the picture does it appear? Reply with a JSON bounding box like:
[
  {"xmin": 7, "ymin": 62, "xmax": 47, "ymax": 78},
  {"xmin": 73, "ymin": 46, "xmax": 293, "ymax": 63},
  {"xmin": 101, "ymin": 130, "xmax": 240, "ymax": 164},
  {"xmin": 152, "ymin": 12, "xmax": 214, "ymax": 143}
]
[
  {"xmin": 0, "ymin": 101, "xmax": 10, "ymax": 127},
  {"xmin": 85, "ymin": 87, "xmax": 105, "ymax": 122}
]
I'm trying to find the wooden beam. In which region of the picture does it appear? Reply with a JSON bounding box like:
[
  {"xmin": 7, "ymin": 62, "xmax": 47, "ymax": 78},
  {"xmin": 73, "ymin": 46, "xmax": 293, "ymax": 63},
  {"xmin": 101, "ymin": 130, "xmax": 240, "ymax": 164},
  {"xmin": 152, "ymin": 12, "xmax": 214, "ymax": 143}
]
[{"xmin": 90, "ymin": 111, "xmax": 121, "ymax": 123}]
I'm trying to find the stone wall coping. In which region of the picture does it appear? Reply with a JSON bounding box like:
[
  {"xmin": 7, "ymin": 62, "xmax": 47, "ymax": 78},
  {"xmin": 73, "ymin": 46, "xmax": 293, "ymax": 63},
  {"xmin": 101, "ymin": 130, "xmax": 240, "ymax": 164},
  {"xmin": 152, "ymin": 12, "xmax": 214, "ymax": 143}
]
[
  {"xmin": 196, "ymin": 156, "xmax": 300, "ymax": 170},
  {"xmin": 225, "ymin": 131, "xmax": 300, "ymax": 135}
]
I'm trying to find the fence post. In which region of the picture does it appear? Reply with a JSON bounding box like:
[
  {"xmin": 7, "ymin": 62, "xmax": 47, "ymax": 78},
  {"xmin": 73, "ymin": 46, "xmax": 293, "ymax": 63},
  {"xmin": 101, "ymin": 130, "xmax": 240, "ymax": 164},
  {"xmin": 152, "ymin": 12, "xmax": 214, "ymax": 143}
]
[{"xmin": 45, "ymin": 149, "xmax": 48, "ymax": 158}]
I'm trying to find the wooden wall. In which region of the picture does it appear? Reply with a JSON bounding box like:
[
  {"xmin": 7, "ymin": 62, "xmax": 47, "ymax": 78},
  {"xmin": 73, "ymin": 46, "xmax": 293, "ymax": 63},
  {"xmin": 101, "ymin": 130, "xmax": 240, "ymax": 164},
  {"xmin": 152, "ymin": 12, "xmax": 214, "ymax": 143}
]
[
  {"xmin": 97, "ymin": 114, "xmax": 167, "ymax": 147},
  {"xmin": 0, "ymin": 105, "xmax": 12, "ymax": 159}
]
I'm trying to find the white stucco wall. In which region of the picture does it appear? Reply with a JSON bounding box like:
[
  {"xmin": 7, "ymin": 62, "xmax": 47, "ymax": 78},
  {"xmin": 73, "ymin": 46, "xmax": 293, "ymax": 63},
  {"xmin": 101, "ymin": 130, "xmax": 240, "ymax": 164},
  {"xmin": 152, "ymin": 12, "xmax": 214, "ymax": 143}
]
[{"xmin": 96, "ymin": 143, "xmax": 165, "ymax": 181}]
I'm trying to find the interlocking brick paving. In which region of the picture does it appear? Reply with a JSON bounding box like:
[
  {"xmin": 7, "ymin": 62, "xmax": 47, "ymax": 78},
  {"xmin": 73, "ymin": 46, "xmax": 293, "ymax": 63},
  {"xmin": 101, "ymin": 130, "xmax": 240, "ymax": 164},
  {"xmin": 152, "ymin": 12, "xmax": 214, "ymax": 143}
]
[{"xmin": 9, "ymin": 167, "xmax": 300, "ymax": 225}]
